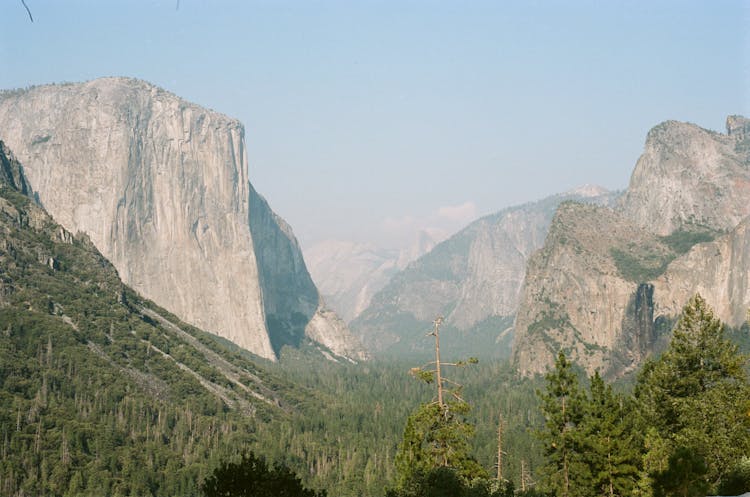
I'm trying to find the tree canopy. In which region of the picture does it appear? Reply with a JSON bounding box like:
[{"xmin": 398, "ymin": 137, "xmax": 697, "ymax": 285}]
[
  {"xmin": 201, "ymin": 452, "xmax": 325, "ymax": 497},
  {"xmin": 635, "ymin": 294, "xmax": 750, "ymax": 495}
]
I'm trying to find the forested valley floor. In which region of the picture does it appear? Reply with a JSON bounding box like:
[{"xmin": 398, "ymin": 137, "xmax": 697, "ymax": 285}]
[{"xmin": 2, "ymin": 148, "xmax": 749, "ymax": 496}]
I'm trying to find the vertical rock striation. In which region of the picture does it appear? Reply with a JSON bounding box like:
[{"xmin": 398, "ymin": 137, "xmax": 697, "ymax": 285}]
[
  {"xmin": 653, "ymin": 216, "xmax": 750, "ymax": 330},
  {"xmin": 0, "ymin": 77, "xmax": 364, "ymax": 361}
]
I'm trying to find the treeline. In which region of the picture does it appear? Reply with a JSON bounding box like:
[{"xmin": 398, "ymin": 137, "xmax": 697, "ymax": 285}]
[
  {"xmin": 254, "ymin": 344, "xmax": 545, "ymax": 496},
  {"xmin": 380, "ymin": 295, "xmax": 750, "ymax": 497}
]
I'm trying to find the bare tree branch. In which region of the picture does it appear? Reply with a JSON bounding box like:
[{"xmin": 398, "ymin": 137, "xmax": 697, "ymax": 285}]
[{"xmin": 21, "ymin": 0, "xmax": 33, "ymax": 22}]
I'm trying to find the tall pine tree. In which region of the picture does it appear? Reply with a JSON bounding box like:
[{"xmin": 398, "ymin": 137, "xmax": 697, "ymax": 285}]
[
  {"xmin": 393, "ymin": 317, "xmax": 487, "ymax": 493},
  {"xmin": 635, "ymin": 294, "xmax": 750, "ymax": 495},
  {"xmin": 580, "ymin": 372, "xmax": 640, "ymax": 497},
  {"xmin": 537, "ymin": 351, "xmax": 589, "ymax": 497}
]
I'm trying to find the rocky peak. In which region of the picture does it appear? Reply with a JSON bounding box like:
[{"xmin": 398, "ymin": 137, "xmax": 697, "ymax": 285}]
[
  {"xmin": 726, "ymin": 115, "xmax": 750, "ymax": 137},
  {"xmin": 619, "ymin": 116, "xmax": 750, "ymax": 236},
  {"xmin": 513, "ymin": 116, "xmax": 750, "ymax": 377}
]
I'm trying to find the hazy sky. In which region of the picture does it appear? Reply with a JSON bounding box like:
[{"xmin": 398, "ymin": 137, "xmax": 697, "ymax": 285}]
[{"xmin": 2, "ymin": 1, "xmax": 748, "ymax": 249}]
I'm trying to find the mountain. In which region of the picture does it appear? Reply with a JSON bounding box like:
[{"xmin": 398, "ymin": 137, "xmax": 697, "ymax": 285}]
[
  {"xmin": 0, "ymin": 142, "xmax": 536, "ymax": 497},
  {"xmin": 511, "ymin": 202, "xmax": 678, "ymax": 376},
  {"xmin": 305, "ymin": 240, "xmax": 402, "ymax": 322},
  {"xmin": 0, "ymin": 140, "xmax": 310, "ymax": 495},
  {"xmin": 652, "ymin": 217, "xmax": 750, "ymax": 328},
  {"xmin": 0, "ymin": 78, "xmax": 365, "ymax": 362},
  {"xmin": 620, "ymin": 116, "xmax": 750, "ymax": 235},
  {"xmin": 512, "ymin": 116, "xmax": 750, "ymax": 376},
  {"xmin": 305, "ymin": 230, "xmax": 439, "ymax": 322},
  {"xmin": 350, "ymin": 187, "xmax": 618, "ymax": 358}
]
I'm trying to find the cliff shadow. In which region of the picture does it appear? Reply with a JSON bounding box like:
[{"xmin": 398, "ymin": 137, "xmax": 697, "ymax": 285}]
[{"xmin": 248, "ymin": 184, "xmax": 319, "ymax": 358}]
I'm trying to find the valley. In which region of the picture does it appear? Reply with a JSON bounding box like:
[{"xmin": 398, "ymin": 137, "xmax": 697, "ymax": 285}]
[{"xmin": 1, "ymin": 76, "xmax": 749, "ymax": 497}]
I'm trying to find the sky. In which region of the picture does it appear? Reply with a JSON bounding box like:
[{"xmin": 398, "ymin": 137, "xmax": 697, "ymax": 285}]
[{"xmin": 1, "ymin": 0, "xmax": 749, "ymax": 250}]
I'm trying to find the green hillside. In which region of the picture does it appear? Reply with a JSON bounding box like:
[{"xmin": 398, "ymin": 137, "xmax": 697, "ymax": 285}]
[
  {"xmin": 0, "ymin": 142, "xmax": 547, "ymax": 497},
  {"xmin": 0, "ymin": 142, "xmax": 314, "ymax": 496}
]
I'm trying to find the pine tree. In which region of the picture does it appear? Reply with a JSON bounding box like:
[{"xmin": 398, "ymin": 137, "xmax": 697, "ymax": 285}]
[
  {"xmin": 201, "ymin": 451, "xmax": 326, "ymax": 497},
  {"xmin": 581, "ymin": 372, "xmax": 640, "ymax": 497},
  {"xmin": 537, "ymin": 351, "xmax": 589, "ymax": 497},
  {"xmin": 393, "ymin": 317, "xmax": 487, "ymax": 491},
  {"xmin": 394, "ymin": 399, "xmax": 486, "ymax": 486},
  {"xmin": 635, "ymin": 294, "xmax": 750, "ymax": 495}
]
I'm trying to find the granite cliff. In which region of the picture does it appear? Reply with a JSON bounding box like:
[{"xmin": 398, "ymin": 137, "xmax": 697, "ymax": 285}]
[
  {"xmin": 305, "ymin": 230, "xmax": 438, "ymax": 323},
  {"xmin": 0, "ymin": 77, "xmax": 365, "ymax": 362},
  {"xmin": 511, "ymin": 202, "xmax": 674, "ymax": 376},
  {"xmin": 620, "ymin": 116, "xmax": 750, "ymax": 235},
  {"xmin": 652, "ymin": 216, "xmax": 750, "ymax": 330},
  {"xmin": 351, "ymin": 187, "xmax": 617, "ymax": 358},
  {"xmin": 513, "ymin": 117, "xmax": 750, "ymax": 376}
]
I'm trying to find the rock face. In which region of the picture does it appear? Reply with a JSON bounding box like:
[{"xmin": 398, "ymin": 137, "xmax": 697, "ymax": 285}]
[
  {"xmin": 305, "ymin": 231, "xmax": 439, "ymax": 323},
  {"xmin": 0, "ymin": 141, "xmax": 30, "ymax": 195},
  {"xmin": 511, "ymin": 203, "xmax": 672, "ymax": 376},
  {"xmin": 249, "ymin": 185, "xmax": 368, "ymax": 360},
  {"xmin": 305, "ymin": 240, "xmax": 402, "ymax": 323},
  {"xmin": 351, "ymin": 188, "xmax": 617, "ymax": 357},
  {"xmin": 653, "ymin": 216, "xmax": 750, "ymax": 330},
  {"xmin": 513, "ymin": 116, "xmax": 750, "ymax": 376},
  {"xmin": 0, "ymin": 77, "xmax": 365, "ymax": 362},
  {"xmin": 620, "ymin": 117, "xmax": 750, "ymax": 235}
]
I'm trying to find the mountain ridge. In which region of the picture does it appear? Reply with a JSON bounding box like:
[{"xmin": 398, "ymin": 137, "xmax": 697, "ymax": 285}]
[{"xmin": 350, "ymin": 187, "xmax": 619, "ymax": 357}]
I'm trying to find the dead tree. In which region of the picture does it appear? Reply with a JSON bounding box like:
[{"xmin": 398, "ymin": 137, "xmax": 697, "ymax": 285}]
[
  {"xmin": 496, "ymin": 414, "xmax": 505, "ymax": 482},
  {"xmin": 410, "ymin": 316, "xmax": 477, "ymax": 419}
]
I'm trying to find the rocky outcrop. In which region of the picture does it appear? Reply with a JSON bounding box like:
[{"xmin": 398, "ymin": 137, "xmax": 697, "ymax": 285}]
[
  {"xmin": 511, "ymin": 203, "xmax": 671, "ymax": 376},
  {"xmin": 351, "ymin": 188, "xmax": 618, "ymax": 357},
  {"xmin": 0, "ymin": 141, "xmax": 30, "ymax": 195},
  {"xmin": 305, "ymin": 306, "xmax": 370, "ymax": 361},
  {"xmin": 0, "ymin": 77, "xmax": 365, "ymax": 362},
  {"xmin": 620, "ymin": 117, "xmax": 750, "ymax": 235},
  {"xmin": 513, "ymin": 116, "xmax": 750, "ymax": 377},
  {"xmin": 653, "ymin": 216, "xmax": 750, "ymax": 330}
]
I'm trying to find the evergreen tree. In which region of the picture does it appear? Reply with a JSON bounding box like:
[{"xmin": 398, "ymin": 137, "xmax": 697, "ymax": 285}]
[
  {"xmin": 635, "ymin": 294, "xmax": 750, "ymax": 495},
  {"xmin": 200, "ymin": 452, "xmax": 325, "ymax": 497},
  {"xmin": 537, "ymin": 351, "xmax": 589, "ymax": 497},
  {"xmin": 394, "ymin": 399, "xmax": 487, "ymax": 487},
  {"xmin": 393, "ymin": 317, "xmax": 487, "ymax": 492},
  {"xmin": 580, "ymin": 372, "xmax": 640, "ymax": 497}
]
